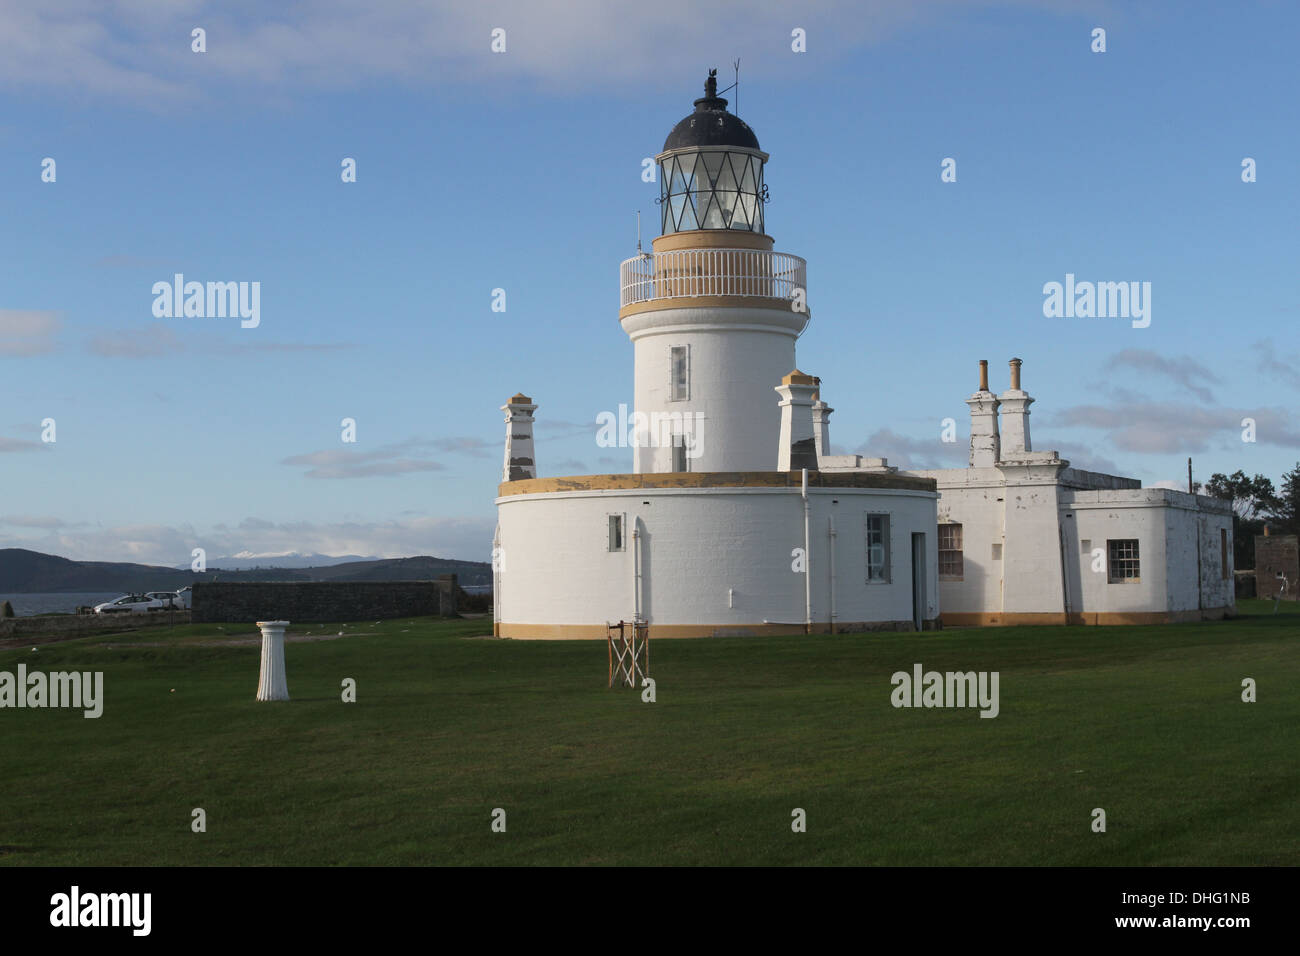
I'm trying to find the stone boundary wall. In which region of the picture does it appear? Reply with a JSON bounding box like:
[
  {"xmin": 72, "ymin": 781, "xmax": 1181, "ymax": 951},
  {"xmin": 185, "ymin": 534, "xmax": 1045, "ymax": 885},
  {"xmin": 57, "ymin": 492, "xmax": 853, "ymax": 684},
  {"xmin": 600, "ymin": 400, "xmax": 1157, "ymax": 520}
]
[
  {"xmin": 191, "ymin": 577, "xmax": 459, "ymax": 623},
  {"xmin": 0, "ymin": 610, "xmax": 190, "ymax": 641},
  {"xmin": 1255, "ymin": 535, "xmax": 1299, "ymax": 601}
]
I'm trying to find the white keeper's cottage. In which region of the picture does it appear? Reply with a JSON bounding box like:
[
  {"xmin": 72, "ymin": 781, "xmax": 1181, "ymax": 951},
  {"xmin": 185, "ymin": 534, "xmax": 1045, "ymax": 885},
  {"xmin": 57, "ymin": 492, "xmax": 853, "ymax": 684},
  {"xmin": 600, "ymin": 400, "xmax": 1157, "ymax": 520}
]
[{"xmin": 491, "ymin": 73, "xmax": 1234, "ymax": 638}]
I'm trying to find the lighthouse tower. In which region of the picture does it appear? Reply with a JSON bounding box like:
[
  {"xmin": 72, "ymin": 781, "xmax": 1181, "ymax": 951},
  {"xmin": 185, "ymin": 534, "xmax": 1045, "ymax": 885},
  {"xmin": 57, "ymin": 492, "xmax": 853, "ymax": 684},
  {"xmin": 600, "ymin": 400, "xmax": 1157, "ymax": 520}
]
[
  {"xmin": 620, "ymin": 70, "xmax": 808, "ymax": 473},
  {"xmin": 494, "ymin": 72, "xmax": 940, "ymax": 639}
]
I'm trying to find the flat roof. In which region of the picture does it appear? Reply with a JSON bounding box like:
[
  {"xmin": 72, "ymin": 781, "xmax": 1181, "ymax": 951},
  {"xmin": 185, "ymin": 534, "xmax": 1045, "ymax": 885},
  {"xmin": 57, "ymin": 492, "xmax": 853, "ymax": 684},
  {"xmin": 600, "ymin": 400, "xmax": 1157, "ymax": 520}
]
[{"xmin": 498, "ymin": 471, "xmax": 938, "ymax": 497}]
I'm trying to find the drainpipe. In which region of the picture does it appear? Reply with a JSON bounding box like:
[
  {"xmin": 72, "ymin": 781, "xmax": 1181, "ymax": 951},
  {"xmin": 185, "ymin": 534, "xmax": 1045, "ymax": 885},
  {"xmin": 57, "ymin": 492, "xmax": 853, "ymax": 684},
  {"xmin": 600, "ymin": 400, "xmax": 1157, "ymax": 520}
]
[
  {"xmin": 828, "ymin": 514, "xmax": 837, "ymax": 634},
  {"xmin": 632, "ymin": 518, "xmax": 642, "ymax": 622},
  {"xmin": 802, "ymin": 467, "xmax": 811, "ymax": 634},
  {"xmin": 492, "ymin": 523, "xmax": 501, "ymax": 637}
]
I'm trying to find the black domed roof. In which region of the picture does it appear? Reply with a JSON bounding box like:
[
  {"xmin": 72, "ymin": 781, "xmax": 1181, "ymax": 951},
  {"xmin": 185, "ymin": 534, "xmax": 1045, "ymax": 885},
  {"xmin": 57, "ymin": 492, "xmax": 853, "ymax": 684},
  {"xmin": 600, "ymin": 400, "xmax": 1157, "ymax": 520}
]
[{"xmin": 662, "ymin": 71, "xmax": 760, "ymax": 152}]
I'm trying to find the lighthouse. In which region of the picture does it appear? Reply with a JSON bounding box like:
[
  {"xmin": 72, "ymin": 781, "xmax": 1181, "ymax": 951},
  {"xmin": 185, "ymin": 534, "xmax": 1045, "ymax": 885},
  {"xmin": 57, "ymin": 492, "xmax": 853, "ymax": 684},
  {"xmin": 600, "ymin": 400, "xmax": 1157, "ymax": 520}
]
[
  {"xmin": 493, "ymin": 73, "xmax": 942, "ymax": 639},
  {"xmin": 620, "ymin": 70, "xmax": 808, "ymax": 473}
]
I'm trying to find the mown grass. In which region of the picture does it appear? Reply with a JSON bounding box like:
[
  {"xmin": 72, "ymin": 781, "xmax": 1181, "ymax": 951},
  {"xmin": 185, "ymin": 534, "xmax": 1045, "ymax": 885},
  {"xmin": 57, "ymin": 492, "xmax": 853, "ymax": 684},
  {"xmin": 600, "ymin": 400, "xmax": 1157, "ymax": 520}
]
[{"xmin": 1, "ymin": 601, "xmax": 1296, "ymax": 865}]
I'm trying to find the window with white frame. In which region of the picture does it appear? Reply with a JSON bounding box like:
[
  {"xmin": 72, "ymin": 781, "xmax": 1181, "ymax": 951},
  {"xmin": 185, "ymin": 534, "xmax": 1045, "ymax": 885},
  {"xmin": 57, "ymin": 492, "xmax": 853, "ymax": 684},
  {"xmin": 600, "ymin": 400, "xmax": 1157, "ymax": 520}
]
[
  {"xmin": 670, "ymin": 345, "xmax": 689, "ymax": 401},
  {"xmin": 866, "ymin": 513, "xmax": 890, "ymax": 583},
  {"xmin": 1107, "ymin": 538, "xmax": 1139, "ymax": 583},
  {"xmin": 608, "ymin": 514, "xmax": 625, "ymax": 552},
  {"xmin": 938, "ymin": 523, "xmax": 963, "ymax": 580}
]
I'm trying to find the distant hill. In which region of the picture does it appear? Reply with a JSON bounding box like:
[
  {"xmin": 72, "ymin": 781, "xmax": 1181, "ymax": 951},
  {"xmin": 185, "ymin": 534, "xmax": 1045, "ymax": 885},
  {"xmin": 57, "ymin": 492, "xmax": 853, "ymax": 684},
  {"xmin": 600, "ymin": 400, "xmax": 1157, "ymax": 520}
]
[
  {"xmin": 184, "ymin": 551, "xmax": 380, "ymax": 570},
  {"xmin": 0, "ymin": 549, "xmax": 492, "ymax": 593}
]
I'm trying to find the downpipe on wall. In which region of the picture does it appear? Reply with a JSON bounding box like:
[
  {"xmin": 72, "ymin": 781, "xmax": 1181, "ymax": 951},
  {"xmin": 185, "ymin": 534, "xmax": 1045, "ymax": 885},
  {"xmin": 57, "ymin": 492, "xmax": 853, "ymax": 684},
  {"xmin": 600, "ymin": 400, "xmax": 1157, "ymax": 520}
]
[
  {"xmin": 802, "ymin": 467, "xmax": 811, "ymax": 634},
  {"xmin": 633, "ymin": 519, "xmax": 642, "ymax": 622},
  {"xmin": 828, "ymin": 514, "xmax": 837, "ymax": 634}
]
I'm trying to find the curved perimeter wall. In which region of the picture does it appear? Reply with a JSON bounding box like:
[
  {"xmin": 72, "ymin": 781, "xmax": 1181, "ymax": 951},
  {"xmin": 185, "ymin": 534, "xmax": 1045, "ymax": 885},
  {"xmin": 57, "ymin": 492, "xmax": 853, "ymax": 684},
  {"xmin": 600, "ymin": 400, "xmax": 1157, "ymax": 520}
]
[{"xmin": 495, "ymin": 472, "xmax": 939, "ymax": 638}]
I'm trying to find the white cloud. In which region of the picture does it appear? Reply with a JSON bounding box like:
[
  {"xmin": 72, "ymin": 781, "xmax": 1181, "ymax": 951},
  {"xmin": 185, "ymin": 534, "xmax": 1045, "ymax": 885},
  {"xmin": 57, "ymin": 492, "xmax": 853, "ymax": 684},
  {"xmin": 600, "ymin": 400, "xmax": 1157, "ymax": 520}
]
[
  {"xmin": 0, "ymin": 435, "xmax": 48, "ymax": 453},
  {"xmin": 0, "ymin": 514, "xmax": 66, "ymax": 529},
  {"xmin": 1053, "ymin": 402, "xmax": 1300, "ymax": 454},
  {"xmin": 1106, "ymin": 349, "xmax": 1220, "ymax": 403},
  {"xmin": 87, "ymin": 322, "xmax": 184, "ymax": 358},
  {"xmin": 1253, "ymin": 339, "xmax": 1300, "ymax": 391},
  {"xmin": 280, "ymin": 437, "xmax": 447, "ymax": 479},
  {"xmin": 431, "ymin": 437, "xmax": 494, "ymax": 458},
  {"xmin": 0, "ymin": 1, "xmax": 1107, "ymax": 104},
  {"xmin": 0, "ymin": 310, "xmax": 61, "ymax": 356},
  {"xmin": 1037, "ymin": 438, "xmax": 1120, "ymax": 476},
  {"xmin": 0, "ymin": 513, "xmax": 496, "ymax": 565},
  {"xmin": 853, "ymin": 427, "xmax": 967, "ymax": 469},
  {"xmin": 84, "ymin": 322, "xmax": 357, "ymax": 358}
]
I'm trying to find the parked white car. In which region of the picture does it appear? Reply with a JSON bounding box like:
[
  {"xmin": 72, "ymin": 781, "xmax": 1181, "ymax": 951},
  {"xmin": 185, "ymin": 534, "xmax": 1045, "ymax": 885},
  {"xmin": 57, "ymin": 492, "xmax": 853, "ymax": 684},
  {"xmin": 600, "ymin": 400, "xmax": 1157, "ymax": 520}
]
[
  {"xmin": 94, "ymin": 593, "xmax": 157, "ymax": 614},
  {"xmin": 175, "ymin": 586, "xmax": 193, "ymax": 609},
  {"xmin": 146, "ymin": 591, "xmax": 182, "ymax": 609}
]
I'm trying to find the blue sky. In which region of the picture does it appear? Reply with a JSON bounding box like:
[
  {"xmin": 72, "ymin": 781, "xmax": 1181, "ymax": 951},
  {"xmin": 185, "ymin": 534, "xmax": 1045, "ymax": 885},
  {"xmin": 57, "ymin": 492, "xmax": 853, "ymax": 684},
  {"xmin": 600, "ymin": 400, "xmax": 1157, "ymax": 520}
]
[{"xmin": 1, "ymin": 0, "xmax": 1296, "ymax": 565}]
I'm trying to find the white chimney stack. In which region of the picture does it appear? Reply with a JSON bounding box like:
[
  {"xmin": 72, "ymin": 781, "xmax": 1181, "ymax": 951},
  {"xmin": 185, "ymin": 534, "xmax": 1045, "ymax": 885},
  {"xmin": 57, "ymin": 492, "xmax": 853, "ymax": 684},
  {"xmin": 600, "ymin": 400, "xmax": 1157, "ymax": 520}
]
[
  {"xmin": 998, "ymin": 358, "xmax": 1033, "ymax": 456},
  {"xmin": 775, "ymin": 370, "xmax": 819, "ymax": 472},
  {"xmin": 967, "ymin": 359, "xmax": 1001, "ymax": 467},
  {"xmin": 501, "ymin": 393, "xmax": 538, "ymax": 481},
  {"xmin": 811, "ymin": 377, "xmax": 832, "ymax": 464}
]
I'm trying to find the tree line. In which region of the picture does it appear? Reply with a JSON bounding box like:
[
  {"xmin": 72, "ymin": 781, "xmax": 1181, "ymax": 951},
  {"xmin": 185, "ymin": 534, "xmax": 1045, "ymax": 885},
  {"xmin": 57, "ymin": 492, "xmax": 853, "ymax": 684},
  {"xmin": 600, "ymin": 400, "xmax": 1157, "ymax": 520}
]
[{"xmin": 1202, "ymin": 463, "xmax": 1300, "ymax": 570}]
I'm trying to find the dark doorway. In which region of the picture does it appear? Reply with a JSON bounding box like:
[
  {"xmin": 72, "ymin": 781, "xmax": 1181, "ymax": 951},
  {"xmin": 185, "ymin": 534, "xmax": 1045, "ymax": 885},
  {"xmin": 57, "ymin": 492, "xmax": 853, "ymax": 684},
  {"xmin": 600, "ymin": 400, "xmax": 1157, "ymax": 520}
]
[{"xmin": 911, "ymin": 532, "xmax": 926, "ymax": 630}]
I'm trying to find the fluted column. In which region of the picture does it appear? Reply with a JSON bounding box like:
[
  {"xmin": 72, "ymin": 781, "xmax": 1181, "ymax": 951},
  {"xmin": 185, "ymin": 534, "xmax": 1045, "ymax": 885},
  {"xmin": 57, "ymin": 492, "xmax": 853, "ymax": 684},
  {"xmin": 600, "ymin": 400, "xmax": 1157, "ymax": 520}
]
[{"xmin": 256, "ymin": 620, "xmax": 290, "ymax": 701}]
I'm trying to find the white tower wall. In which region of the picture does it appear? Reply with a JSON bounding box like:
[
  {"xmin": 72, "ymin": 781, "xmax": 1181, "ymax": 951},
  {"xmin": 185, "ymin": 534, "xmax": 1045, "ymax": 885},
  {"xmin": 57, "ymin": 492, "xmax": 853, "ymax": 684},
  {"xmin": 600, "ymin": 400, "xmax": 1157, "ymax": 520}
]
[{"xmin": 622, "ymin": 306, "xmax": 804, "ymax": 473}]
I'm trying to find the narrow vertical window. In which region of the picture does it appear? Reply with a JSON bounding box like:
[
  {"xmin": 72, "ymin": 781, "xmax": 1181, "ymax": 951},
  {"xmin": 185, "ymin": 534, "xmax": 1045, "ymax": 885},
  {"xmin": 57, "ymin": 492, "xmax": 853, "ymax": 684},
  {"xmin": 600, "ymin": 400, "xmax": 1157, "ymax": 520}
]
[
  {"xmin": 670, "ymin": 345, "xmax": 689, "ymax": 401},
  {"xmin": 608, "ymin": 514, "xmax": 625, "ymax": 552},
  {"xmin": 866, "ymin": 513, "xmax": 891, "ymax": 583},
  {"xmin": 1221, "ymin": 529, "xmax": 1229, "ymax": 579},
  {"xmin": 938, "ymin": 523, "xmax": 963, "ymax": 580}
]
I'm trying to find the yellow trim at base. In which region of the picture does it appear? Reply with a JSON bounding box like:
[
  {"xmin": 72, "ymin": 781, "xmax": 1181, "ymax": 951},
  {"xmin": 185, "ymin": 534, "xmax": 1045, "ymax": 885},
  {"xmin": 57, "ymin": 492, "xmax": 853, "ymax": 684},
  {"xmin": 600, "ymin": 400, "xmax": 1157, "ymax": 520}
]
[
  {"xmin": 941, "ymin": 607, "xmax": 1235, "ymax": 627},
  {"xmin": 495, "ymin": 607, "xmax": 1235, "ymax": 638},
  {"xmin": 495, "ymin": 620, "xmax": 933, "ymax": 639}
]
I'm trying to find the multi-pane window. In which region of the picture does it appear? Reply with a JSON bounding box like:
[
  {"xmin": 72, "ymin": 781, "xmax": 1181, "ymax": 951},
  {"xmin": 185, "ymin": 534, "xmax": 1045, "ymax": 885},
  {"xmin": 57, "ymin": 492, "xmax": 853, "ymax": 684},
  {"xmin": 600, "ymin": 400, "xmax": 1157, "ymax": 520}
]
[
  {"xmin": 608, "ymin": 514, "xmax": 625, "ymax": 552},
  {"xmin": 938, "ymin": 523, "xmax": 963, "ymax": 580},
  {"xmin": 659, "ymin": 149, "xmax": 766, "ymax": 234},
  {"xmin": 866, "ymin": 514, "xmax": 890, "ymax": 583},
  {"xmin": 1107, "ymin": 539, "xmax": 1140, "ymax": 583},
  {"xmin": 670, "ymin": 346, "xmax": 689, "ymax": 401}
]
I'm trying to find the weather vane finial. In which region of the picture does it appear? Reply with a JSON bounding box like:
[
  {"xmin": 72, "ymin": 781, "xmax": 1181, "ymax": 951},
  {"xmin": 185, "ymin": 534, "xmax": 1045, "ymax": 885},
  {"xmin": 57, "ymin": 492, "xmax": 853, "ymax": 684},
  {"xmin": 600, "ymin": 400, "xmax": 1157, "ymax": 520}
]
[{"xmin": 705, "ymin": 68, "xmax": 717, "ymax": 99}]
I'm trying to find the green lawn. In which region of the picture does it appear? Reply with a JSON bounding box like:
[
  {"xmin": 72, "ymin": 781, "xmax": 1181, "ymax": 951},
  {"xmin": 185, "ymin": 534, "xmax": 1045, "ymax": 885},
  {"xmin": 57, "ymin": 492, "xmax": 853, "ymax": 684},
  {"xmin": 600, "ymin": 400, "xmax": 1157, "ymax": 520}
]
[{"xmin": 2, "ymin": 601, "xmax": 1296, "ymax": 866}]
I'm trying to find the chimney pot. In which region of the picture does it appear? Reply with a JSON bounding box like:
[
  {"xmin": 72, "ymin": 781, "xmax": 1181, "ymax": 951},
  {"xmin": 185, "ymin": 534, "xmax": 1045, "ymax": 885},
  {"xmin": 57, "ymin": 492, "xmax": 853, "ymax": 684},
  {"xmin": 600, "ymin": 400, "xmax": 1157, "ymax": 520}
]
[
  {"xmin": 775, "ymin": 373, "xmax": 818, "ymax": 472},
  {"xmin": 500, "ymin": 394, "xmax": 539, "ymax": 482}
]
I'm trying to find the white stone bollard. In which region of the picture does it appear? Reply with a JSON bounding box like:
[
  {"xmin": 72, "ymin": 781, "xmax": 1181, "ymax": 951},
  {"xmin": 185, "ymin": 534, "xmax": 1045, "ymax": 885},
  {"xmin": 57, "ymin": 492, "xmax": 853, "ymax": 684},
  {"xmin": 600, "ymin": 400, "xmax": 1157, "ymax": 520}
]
[{"xmin": 255, "ymin": 620, "xmax": 290, "ymax": 701}]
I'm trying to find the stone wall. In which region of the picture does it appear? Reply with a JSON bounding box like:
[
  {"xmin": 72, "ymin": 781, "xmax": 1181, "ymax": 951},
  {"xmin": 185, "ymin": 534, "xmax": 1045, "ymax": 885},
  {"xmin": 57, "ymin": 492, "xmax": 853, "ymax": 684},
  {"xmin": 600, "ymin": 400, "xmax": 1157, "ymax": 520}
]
[
  {"xmin": 0, "ymin": 610, "xmax": 189, "ymax": 642},
  {"xmin": 191, "ymin": 577, "xmax": 458, "ymax": 623},
  {"xmin": 1255, "ymin": 535, "xmax": 1299, "ymax": 600}
]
